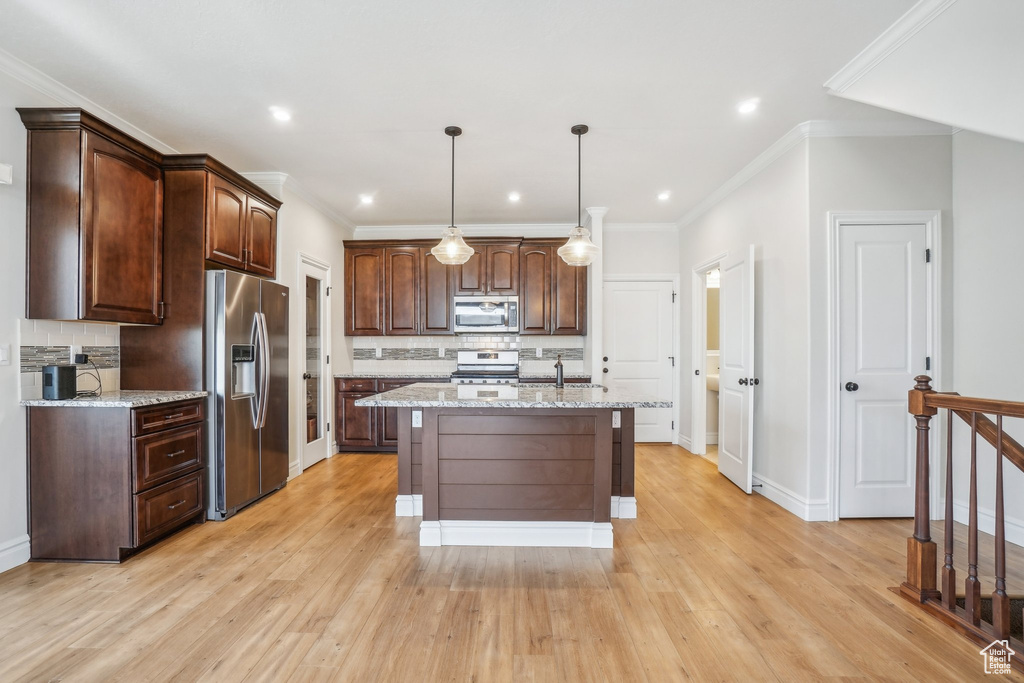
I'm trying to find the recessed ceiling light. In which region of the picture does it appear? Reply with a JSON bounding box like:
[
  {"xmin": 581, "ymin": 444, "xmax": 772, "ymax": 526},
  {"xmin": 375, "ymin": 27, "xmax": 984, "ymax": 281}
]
[
  {"xmin": 737, "ymin": 98, "xmax": 760, "ymax": 115},
  {"xmin": 269, "ymin": 106, "xmax": 291, "ymax": 122},
  {"xmin": 508, "ymin": 192, "xmax": 521, "ymax": 202},
  {"xmin": 359, "ymin": 194, "xmax": 374, "ymax": 205},
  {"xmin": 657, "ymin": 191, "xmax": 671, "ymax": 201}
]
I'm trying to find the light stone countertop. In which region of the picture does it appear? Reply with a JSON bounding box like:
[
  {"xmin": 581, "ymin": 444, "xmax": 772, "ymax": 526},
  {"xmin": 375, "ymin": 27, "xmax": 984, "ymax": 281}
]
[
  {"xmin": 354, "ymin": 383, "xmax": 671, "ymax": 409},
  {"xmin": 21, "ymin": 390, "xmax": 208, "ymax": 408}
]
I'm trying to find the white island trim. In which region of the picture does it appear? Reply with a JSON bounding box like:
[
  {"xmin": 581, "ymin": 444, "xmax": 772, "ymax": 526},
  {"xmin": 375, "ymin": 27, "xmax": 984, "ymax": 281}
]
[{"xmin": 420, "ymin": 520, "xmax": 614, "ymax": 548}]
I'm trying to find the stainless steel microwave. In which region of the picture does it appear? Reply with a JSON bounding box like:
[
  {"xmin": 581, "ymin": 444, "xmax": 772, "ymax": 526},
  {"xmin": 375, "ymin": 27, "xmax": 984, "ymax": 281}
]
[{"xmin": 453, "ymin": 296, "xmax": 519, "ymax": 333}]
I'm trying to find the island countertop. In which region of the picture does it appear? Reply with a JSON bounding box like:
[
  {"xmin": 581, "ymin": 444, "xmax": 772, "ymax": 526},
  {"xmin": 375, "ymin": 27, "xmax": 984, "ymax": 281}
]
[
  {"xmin": 21, "ymin": 390, "xmax": 208, "ymax": 408},
  {"xmin": 354, "ymin": 382, "xmax": 671, "ymax": 409}
]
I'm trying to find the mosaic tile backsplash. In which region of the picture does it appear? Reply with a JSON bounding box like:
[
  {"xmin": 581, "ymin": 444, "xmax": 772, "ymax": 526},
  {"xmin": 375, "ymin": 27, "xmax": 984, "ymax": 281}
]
[{"xmin": 19, "ymin": 320, "xmax": 122, "ymax": 400}]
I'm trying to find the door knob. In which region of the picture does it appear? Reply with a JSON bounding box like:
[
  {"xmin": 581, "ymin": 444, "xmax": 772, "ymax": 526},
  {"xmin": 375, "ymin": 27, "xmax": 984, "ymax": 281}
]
[
  {"xmin": 845, "ymin": 382, "xmax": 859, "ymax": 392},
  {"xmin": 739, "ymin": 378, "xmax": 748, "ymax": 386},
  {"xmin": 603, "ymin": 356, "xmax": 608, "ymax": 362},
  {"xmin": 751, "ymin": 378, "xmax": 759, "ymax": 386},
  {"xmin": 603, "ymin": 368, "xmax": 609, "ymax": 373},
  {"xmin": 303, "ymin": 372, "xmax": 312, "ymax": 380}
]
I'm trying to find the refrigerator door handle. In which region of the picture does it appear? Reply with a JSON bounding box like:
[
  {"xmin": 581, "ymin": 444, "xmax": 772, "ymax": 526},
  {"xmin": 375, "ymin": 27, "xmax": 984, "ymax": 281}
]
[
  {"xmin": 250, "ymin": 313, "xmax": 262, "ymax": 428},
  {"xmin": 257, "ymin": 312, "xmax": 271, "ymax": 429}
]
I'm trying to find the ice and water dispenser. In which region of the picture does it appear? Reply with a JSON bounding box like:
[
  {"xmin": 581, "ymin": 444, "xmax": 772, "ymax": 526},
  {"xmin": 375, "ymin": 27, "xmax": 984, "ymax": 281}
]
[{"xmin": 231, "ymin": 344, "xmax": 256, "ymax": 397}]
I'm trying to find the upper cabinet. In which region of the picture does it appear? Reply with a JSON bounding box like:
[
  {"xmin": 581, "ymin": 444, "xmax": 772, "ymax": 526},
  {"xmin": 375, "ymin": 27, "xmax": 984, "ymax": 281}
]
[
  {"xmin": 343, "ymin": 238, "xmax": 587, "ymax": 336},
  {"xmin": 161, "ymin": 156, "xmax": 281, "ymax": 279},
  {"xmin": 20, "ymin": 108, "xmax": 165, "ymax": 325}
]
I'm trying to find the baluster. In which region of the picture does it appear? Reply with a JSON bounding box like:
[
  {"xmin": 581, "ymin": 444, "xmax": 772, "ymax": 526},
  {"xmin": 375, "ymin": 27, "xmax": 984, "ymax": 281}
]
[
  {"xmin": 965, "ymin": 412, "xmax": 981, "ymax": 626},
  {"xmin": 941, "ymin": 408, "xmax": 956, "ymax": 611},
  {"xmin": 992, "ymin": 416, "xmax": 1010, "ymax": 638},
  {"xmin": 903, "ymin": 376, "xmax": 938, "ymax": 602}
]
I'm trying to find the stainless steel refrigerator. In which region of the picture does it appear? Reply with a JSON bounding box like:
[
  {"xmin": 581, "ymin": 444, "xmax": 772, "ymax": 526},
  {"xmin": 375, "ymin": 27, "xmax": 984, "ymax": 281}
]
[{"xmin": 206, "ymin": 270, "xmax": 290, "ymax": 520}]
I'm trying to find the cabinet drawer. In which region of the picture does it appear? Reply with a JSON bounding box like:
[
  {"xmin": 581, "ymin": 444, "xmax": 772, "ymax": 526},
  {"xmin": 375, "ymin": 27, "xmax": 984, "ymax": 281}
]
[
  {"xmin": 133, "ymin": 399, "xmax": 204, "ymax": 436},
  {"xmin": 337, "ymin": 378, "xmax": 377, "ymax": 392},
  {"xmin": 134, "ymin": 472, "xmax": 203, "ymax": 546},
  {"xmin": 134, "ymin": 424, "xmax": 203, "ymax": 492}
]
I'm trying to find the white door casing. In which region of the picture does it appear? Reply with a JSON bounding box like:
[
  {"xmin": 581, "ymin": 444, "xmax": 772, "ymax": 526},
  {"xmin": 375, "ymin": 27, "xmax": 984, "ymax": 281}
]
[
  {"xmin": 603, "ymin": 280, "xmax": 675, "ymax": 442},
  {"xmin": 718, "ymin": 245, "xmax": 755, "ymax": 494},
  {"xmin": 838, "ymin": 223, "xmax": 928, "ymax": 518},
  {"xmin": 299, "ymin": 254, "xmax": 332, "ymax": 471}
]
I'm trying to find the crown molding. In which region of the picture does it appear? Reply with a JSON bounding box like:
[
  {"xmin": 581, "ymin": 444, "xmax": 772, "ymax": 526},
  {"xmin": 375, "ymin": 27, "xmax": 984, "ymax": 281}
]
[
  {"xmin": 352, "ymin": 223, "xmax": 573, "ymax": 241},
  {"xmin": 676, "ymin": 119, "xmax": 953, "ymax": 229},
  {"xmin": 0, "ymin": 47, "xmax": 178, "ymax": 154},
  {"xmin": 824, "ymin": 0, "xmax": 959, "ymax": 94},
  {"xmin": 242, "ymin": 172, "xmax": 355, "ymax": 233}
]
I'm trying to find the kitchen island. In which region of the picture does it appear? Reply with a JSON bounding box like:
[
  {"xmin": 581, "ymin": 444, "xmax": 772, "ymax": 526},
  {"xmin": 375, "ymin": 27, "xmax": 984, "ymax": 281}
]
[{"xmin": 355, "ymin": 383, "xmax": 671, "ymax": 548}]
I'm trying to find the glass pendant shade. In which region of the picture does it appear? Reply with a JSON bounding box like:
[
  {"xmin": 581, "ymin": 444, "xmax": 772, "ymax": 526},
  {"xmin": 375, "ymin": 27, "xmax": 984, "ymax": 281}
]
[
  {"xmin": 431, "ymin": 225, "xmax": 474, "ymax": 265},
  {"xmin": 557, "ymin": 225, "xmax": 599, "ymax": 267}
]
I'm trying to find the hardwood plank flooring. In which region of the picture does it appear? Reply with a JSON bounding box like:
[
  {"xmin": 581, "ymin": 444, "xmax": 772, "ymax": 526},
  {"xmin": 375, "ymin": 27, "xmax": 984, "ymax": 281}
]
[{"xmin": 0, "ymin": 445, "xmax": 1020, "ymax": 681}]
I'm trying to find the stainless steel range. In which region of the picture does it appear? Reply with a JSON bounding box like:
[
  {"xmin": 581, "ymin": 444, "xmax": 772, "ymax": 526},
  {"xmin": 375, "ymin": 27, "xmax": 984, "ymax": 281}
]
[{"xmin": 450, "ymin": 349, "xmax": 519, "ymax": 384}]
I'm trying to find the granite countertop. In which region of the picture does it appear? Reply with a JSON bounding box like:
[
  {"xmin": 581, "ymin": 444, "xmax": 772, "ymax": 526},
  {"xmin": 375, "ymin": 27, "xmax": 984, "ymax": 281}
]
[
  {"xmin": 334, "ymin": 373, "xmax": 453, "ymax": 379},
  {"xmin": 21, "ymin": 390, "xmax": 208, "ymax": 408},
  {"xmin": 355, "ymin": 382, "xmax": 671, "ymax": 409}
]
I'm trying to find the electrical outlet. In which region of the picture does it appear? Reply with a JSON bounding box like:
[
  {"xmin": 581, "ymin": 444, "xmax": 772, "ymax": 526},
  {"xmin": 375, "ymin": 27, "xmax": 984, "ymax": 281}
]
[
  {"xmin": 612, "ymin": 411, "xmax": 621, "ymax": 428},
  {"xmin": 535, "ymin": 347, "xmax": 542, "ymax": 358},
  {"xmin": 412, "ymin": 410, "xmax": 422, "ymax": 428},
  {"xmin": 70, "ymin": 345, "xmax": 83, "ymax": 364},
  {"xmin": 438, "ymin": 347, "xmax": 445, "ymax": 358},
  {"xmin": 375, "ymin": 346, "xmax": 383, "ymax": 359},
  {"xmin": 0, "ymin": 344, "xmax": 9, "ymax": 366},
  {"xmin": 0, "ymin": 163, "xmax": 12, "ymax": 185}
]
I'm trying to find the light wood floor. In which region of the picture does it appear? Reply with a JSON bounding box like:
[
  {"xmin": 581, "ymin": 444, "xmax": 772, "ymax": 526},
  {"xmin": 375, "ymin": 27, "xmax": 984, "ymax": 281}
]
[{"xmin": 0, "ymin": 445, "xmax": 1019, "ymax": 682}]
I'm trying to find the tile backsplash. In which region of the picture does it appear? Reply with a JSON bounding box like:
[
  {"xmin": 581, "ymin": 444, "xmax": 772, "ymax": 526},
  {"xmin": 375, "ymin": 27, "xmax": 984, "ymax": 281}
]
[
  {"xmin": 19, "ymin": 320, "xmax": 121, "ymax": 400},
  {"xmin": 350, "ymin": 335, "xmax": 588, "ymax": 377}
]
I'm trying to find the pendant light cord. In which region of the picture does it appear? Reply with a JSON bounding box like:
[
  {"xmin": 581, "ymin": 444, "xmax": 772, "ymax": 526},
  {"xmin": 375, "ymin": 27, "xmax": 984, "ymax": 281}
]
[
  {"xmin": 451, "ymin": 132, "xmax": 456, "ymax": 228},
  {"xmin": 577, "ymin": 130, "xmax": 582, "ymax": 227}
]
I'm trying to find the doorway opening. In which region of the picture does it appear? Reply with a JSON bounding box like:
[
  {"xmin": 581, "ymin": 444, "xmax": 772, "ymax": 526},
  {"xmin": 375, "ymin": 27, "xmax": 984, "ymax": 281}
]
[
  {"xmin": 299, "ymin": 253, "xmax": 333, "ymax": 473},
  {"xmin": 704, "ymin": 268, "xmax": 720, "ymax": 464}
]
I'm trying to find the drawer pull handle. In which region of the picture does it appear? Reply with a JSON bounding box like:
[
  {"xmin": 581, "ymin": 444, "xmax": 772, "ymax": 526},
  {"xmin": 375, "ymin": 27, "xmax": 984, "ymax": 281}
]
[
  {"xmin": 166, "ymin": 449, "xmax": 187, "ymax": 458},
  {"xmin": 163, "ymin": 413, "xmax": 184, "ymax": 421},
  {"xmin": 167, "ymin": 499, "xmax": 187, "ymax": 510}
]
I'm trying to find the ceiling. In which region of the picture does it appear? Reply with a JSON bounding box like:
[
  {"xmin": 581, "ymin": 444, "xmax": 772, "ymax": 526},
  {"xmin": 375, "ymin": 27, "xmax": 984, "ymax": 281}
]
[
  {"xmin": 0, "ymin": 0, "xmax": 921, "ymax": 226},
  {"xmin": 827, "ymin": 0, "xmax": 1024, "ymax": 144}
]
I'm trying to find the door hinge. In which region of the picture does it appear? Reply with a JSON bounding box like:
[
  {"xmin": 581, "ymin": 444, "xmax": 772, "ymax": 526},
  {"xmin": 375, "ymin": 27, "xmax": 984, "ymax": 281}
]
[
  {"xmin": 672, "ymin": 291, "xmax": 677, "ymax": 303},
  {"xmin": 926, "ymin": 356, "xmax": 931, "ymax": 371},
  {"xmin": 671, "ymin": 420, "xmax": 675, "ymax": 430},
  {"xmin": 925, "ymin": 248, "xmax": 931, "ymax": 263},
  {"xmin": 327, "ymin": 422, "xmax": 330, "ymax": 433},
  {"xmin": 327, "ymin": 355, "xmax": 330, "ymax": 365},
  {"xmin": 669, "ymin": 356, "xmax": 675, "ymax": 367},
  {"xmin": 158, "ymin": 302, "xmax": 165, "ymax": 319},
  {"xmin": 326, "ymin": 286, "xmax": 331, "ymax": 296}
]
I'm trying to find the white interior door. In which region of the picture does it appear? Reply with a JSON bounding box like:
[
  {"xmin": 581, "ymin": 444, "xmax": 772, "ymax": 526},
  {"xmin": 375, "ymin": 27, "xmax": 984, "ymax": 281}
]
[
  {"xmin": 839, "ymin": 223, "xmax": 927, "ymax": 517},
  {"xmin": 718, "ymin": 246, "xmax": 755, "ymax": 493},
  {"xmin": 301, "ymin": 259, "xmax": 332, "ymax": 470},
  {"xmin": 603, "ymin": 280, "xmax": 674, "ymax": 442}
]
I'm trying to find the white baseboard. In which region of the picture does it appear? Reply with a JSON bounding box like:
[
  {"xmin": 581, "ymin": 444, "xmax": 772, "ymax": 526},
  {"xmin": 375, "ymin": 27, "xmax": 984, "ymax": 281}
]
[
  {"xmin": 953, "ymin": 501, "xmax": 1024, "ymax": 548},
  {"xmin": 706, "ymin": 432, "xmax": 718, "ymax": 445},
  {"xmin": 0, "ymin": 534, "xmax": 30, "ymax": 574},
  {"xmin": 395, "ymin": 494, "xmax": 423, "ymax": 517},
  {"xmin": 419, "ymin": 520, "xmax": 614, "ymax": 548},
  {"xmin": 752, "ymin": 473, "xmax": 830, "ymax": 522},
  {"xmin": 611, "ymin": 496, "xmax": 637, "ymax": 519},
  {"xmin": 677, "ymin": 434, "xmax": 692, "ymax": 451},
  {"xmin": 288, "ymin": 461, "xmax": 303, "ymax": 481}
]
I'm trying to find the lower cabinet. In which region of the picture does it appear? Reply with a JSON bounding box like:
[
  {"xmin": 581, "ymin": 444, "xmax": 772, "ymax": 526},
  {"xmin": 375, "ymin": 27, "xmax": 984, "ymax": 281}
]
[
  {"xmin": 28, "ymin": 398, "xmax": 206, "ymax": 562},
  {"xmin": 336, "ymin": 377, "xmax": 447, "ymax": 452}
]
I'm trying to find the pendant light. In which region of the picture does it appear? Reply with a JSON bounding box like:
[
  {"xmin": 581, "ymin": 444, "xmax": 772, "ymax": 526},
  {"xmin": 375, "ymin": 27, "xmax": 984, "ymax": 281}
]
[
  {"xmin": 431, "ymin": 126, "xmax": 474, "ymax": 265},
  {"xmin": 557, "ymin": 124, "xmax": 599, "ymax": 267}
]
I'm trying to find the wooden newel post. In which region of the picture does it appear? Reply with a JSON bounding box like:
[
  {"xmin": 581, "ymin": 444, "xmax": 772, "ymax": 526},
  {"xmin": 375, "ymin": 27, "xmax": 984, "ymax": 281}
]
[{"xmin": 902, "ymin": 375, "xmax": 940, "ymax": 602}]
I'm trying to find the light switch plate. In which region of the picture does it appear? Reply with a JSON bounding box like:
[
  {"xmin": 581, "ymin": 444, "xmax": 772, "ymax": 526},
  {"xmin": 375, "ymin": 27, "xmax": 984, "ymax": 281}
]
[
  {"xmin": 412, "ymin": 410, "xmax": 422, "ymax": 428},
  {"xmin": 612, "ymin": 411, "xmax": 621, "ymax": 428},
  {"xmin": 0, "ymin": 344, "xmax": 9, "ymax": 366},
  {"xmin": 0, "ymin": 163, "xmax": 12, "ymax": 185}
]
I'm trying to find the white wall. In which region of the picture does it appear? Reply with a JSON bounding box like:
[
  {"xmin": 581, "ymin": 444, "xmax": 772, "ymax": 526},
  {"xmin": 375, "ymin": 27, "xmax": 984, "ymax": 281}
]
[
  {"xmin": 806, "ymin": 135, "xmax": 953, "ymax": 514},
  {"xmin": 678, "ymin": 140, "xmax": 812, "ymax": 509},
  {"xmin": 603, "ymin": 224, "xmax": 679, "ymax": 275},
  {"xmin": 950, "ymin": 130, "xmax": 1024, "ymax": 543},
  {"xmin": 0, "ymin": 72, "xmax": 63, "ymax": 572}
]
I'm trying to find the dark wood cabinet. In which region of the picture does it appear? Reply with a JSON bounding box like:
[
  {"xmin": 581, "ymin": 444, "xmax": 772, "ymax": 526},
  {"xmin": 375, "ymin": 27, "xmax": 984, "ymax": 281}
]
[
  {"xmin": 20, "ymin": 108, "xmax": 164, "ymax": 325},
  {"xmin": 455, "ymin": 246, "xmax": 486, "ymax": 294},
  {"xmin": 345, "ymin": 247, "xmax": 385, "ymax": 336},
  {"xmin": 552, "ymin": 255, "xmax": 588, "ymax": 335},
  {"xmin": 519, "ymin": 244, "xmax": 554, "ymax": 334},
  {"xmin": 336, "ymin": 377, "xmax": 447, "ymax": 452},
  {"xmin": 27, "ymin": 398, "xmax": 205, "ymax": 562},
  {"xmin": 485, "ymin": 244, "xmax": 520, "ymax": 295},
  {"xmin": 246, "ymin": 195, "xmax": 278, "ymax": 277},
  {"xmin": 384, "ymin": 247, "xmax": 420, "ymax": 335},
  {"xmin": 206, "ymin": 174, "xmax": 247, "ymax": 270},
  {"xmin": 421, "ymin": 251, "xmax": 454, "ymax": 334}
]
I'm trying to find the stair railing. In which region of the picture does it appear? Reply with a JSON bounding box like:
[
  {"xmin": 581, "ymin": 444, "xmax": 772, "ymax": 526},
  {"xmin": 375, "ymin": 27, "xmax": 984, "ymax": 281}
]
[{"xmin": 904, "ymin": 376, "xmax": 1024, "ymax": 662}]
